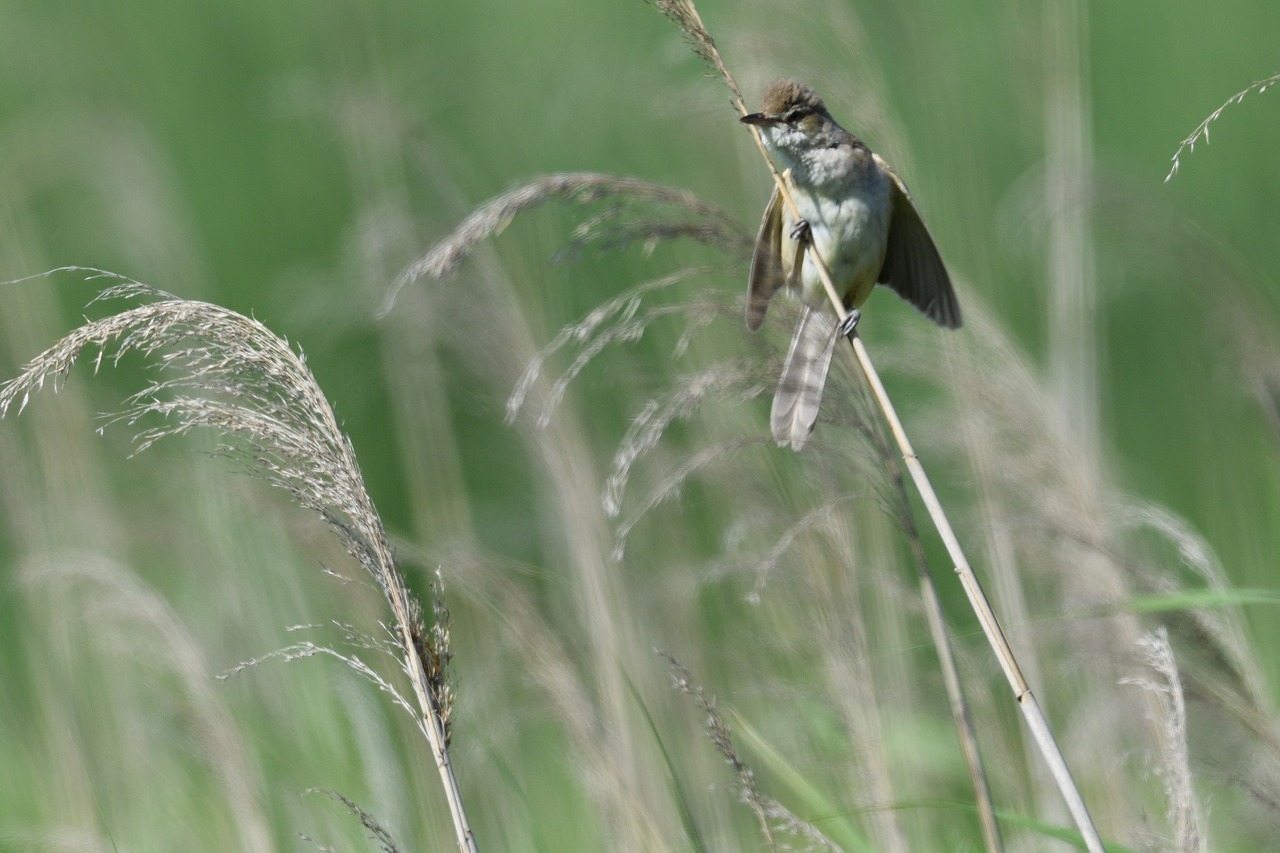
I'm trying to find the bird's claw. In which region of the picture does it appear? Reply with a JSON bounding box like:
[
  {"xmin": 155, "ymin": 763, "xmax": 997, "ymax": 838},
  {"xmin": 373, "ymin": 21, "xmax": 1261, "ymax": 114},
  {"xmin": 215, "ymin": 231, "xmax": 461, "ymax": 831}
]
[
  {"xmin": 837, "ymin": 309, "xmax": 862, "ymax": 338},
  {"xmin": 789, "ymin": 220, "xmax": 812, "ymax": 243}
]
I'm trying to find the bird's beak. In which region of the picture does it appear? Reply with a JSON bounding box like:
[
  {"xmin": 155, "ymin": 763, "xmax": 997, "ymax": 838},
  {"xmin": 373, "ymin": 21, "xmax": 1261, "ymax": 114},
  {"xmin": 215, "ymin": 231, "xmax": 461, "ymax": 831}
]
[{"xmin": 740, "ymin": 113, "xmax": 779, "ymax": 127}]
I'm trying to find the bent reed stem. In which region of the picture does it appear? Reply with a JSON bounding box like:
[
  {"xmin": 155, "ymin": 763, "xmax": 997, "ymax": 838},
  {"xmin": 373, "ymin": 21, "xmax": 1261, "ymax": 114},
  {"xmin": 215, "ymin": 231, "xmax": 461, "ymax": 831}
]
[
  {"xmin": 645, "ymin": 2, "xmax": 1103, "ymax": 848},
  {"xmin": 770, "ymin": 128, "xmax": 1103, "ymax": 853},
  {"xmin": 766, "ymin": 122, "xmax": 1103, "ymax": 853},
  {"xmin": 852, "ymin": 330, "xmax": 1099, "ymax": 851}
]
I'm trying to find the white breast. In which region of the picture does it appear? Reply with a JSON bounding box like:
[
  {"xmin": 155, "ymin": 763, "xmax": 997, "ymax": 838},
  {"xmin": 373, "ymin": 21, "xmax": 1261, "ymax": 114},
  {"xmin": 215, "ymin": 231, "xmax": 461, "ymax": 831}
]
[{"xmin": 783, "ymin": 164, "xmax": 891, "ymax": 309}]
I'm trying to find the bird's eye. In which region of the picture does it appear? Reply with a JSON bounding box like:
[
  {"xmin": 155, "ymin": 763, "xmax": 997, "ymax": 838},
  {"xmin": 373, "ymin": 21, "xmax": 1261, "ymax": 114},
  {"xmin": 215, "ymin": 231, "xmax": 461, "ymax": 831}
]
[{"xmin": 785, "ymin": 108, "xmax": 810, "ymax": 124}]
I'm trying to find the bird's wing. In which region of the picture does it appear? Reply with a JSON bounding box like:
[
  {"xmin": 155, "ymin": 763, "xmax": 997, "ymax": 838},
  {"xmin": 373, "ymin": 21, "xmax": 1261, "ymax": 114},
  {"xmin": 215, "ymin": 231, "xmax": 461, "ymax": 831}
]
[
  {"xmin": 876, "ymin": 158, "xmax": 962, "ymax": 329},
  {"xmin": 746, "ymin": 184, "xmax": 786, "ymax": 331}
]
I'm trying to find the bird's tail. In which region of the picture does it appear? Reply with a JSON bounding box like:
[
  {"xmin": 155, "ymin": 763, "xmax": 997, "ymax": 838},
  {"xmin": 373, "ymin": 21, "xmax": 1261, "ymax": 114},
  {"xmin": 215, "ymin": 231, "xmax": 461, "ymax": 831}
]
[{"xmin": 770, "ymin": 305, "xmax": 838, "ymax": 451}]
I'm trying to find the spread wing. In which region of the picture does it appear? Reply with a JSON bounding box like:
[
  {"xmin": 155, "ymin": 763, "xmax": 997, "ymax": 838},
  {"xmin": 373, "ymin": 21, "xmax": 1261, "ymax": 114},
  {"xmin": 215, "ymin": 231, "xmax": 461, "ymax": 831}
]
[
  {"xmin": 876, "ymin": 158, "xmax": 962, "ymax": 329},
  {"xmin": 746, "ymin": 185, "xmax": 786, "ymax": 331}
]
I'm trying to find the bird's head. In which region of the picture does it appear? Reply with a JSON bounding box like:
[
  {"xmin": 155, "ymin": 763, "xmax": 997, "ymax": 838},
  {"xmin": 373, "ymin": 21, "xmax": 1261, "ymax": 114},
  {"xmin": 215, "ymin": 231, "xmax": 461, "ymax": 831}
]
[{"xmin": 740, "ymin": 79, "xmax": 845, "ymax": 158}]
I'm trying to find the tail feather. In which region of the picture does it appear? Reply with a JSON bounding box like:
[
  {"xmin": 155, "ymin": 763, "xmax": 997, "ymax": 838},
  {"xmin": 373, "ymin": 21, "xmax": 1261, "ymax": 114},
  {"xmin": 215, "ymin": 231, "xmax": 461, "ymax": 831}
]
[{"xmin": 770, "ymin": 306, "xmax": 838, "ymax": 450}]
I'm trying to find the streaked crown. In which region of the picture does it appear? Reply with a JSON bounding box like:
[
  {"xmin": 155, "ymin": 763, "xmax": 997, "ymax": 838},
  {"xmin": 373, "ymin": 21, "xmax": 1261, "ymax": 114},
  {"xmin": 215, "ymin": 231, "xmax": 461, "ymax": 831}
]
[{"xmin": 760, "ymin": 79, "xmax": 826, "ymax": 118}]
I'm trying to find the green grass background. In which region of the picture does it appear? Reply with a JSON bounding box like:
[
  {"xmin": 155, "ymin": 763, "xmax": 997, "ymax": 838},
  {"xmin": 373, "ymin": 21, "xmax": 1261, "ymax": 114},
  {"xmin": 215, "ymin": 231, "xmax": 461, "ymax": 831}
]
[{"xmin": 2, "ymin": 1, "xmax": 1280, "ymax": 850}]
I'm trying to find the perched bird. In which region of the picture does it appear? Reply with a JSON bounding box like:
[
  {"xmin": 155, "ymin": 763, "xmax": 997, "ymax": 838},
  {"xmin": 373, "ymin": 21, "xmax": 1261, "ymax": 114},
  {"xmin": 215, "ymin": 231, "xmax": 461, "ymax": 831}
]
[{"xmin": 741, "ymin": 79, "xmax": 960, "ymax": 450}]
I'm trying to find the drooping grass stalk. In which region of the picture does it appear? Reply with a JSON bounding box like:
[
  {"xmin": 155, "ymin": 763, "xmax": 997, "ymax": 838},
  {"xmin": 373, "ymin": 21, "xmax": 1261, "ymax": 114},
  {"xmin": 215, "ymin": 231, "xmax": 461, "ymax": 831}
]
[
  {"xmin": 1120, "ymin": 628, "xmax": 1205, "ymax": 852},
  {"xmin": 379, "ymin": 172, "xmax": 745, "ymax": 316},
  {"xmin": 304, "ymin": 788, "xmax": 405, "ymax": 853},
  {"xmin": 659, "ymin": 651, "xmax": 841, "ymax": 852},
  {"xmin": 1164, "ymin": 71, "xmax": 1280, "ymax": 181},
  {"xmin": 0, "ymin": 270, "xmax": 477, "ymax": 853},
  {"xmin": 647, "ymin": 1, "xmax": 1102, "ymax": 849}
]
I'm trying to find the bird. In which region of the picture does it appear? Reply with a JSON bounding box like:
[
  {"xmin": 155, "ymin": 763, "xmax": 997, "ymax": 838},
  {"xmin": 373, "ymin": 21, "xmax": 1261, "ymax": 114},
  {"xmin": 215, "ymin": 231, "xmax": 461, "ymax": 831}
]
[{"xmin": 740, "ymin": 78, "xmax": 961, "ymax": 450}]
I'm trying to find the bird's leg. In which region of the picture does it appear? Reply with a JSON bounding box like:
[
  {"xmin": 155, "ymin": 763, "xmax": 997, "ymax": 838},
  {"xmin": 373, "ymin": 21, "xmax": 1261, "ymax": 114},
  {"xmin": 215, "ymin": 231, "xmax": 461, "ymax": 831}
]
[
  {"xmin": 789, "ymin": 239, "xmax": 808, "ymax": 289},
  {"xmin": 837, "ymin": 309, "xmax": 862, "ymax": 338},
  {"xmin": 788, "ymin": 220, "xmax": 812, "ymax": 288}
]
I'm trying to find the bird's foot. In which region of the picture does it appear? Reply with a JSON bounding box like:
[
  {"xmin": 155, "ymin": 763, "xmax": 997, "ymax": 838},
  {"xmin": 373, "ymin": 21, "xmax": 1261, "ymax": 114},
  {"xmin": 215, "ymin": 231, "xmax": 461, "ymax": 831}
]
[
  {"xmin": 789, "ymin": 220, "xmax": 812, "ymax": 243},
  {"xmin": 837, "ymin": 309, "xmax": 862, "ymax": 338}
]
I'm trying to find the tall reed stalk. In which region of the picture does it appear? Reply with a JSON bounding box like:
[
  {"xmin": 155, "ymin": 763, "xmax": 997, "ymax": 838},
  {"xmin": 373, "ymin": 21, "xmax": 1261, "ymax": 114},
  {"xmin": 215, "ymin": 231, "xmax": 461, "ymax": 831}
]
[{"xmin": 646, "ymin": 1, "xmax": 1102, "ymax": 848}]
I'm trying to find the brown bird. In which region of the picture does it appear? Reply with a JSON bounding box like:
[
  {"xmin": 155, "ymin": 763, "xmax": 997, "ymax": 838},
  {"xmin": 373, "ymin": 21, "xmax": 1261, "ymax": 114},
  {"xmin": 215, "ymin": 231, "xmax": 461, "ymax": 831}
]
[{"xmin": 741, "ymin": 79, "xmax": 960, "ymax": 450}]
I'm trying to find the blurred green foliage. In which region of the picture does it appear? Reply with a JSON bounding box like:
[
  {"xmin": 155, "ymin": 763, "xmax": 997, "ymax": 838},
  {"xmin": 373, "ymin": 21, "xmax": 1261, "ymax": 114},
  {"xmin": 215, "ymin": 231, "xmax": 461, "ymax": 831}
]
[{"xmin": 3, "ymin": 0, "xmax": 1280, "ymax": 849}]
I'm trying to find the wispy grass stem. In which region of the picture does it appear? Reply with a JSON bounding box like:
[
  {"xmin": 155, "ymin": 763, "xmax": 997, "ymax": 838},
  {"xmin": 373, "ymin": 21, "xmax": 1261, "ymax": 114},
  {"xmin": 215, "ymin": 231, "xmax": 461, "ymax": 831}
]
[{"xmin": 0, "ymin": 270, "xmax": 477, "ymax": 853}]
